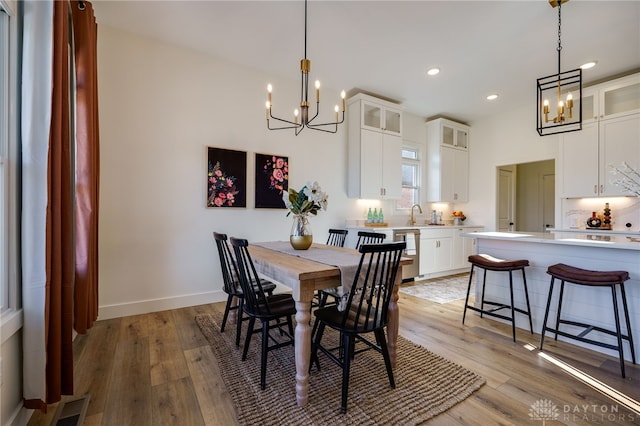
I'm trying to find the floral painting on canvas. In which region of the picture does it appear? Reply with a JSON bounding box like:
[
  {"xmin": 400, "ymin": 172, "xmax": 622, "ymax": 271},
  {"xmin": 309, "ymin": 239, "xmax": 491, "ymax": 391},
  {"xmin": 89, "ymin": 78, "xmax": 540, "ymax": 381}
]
[
  {"xmin": 255, "ymin": 153, "xmax": 289, "ymax": 209},
  {"xmin": 207, "ymin": 147, "xmax": 247, "ymax": 208}
]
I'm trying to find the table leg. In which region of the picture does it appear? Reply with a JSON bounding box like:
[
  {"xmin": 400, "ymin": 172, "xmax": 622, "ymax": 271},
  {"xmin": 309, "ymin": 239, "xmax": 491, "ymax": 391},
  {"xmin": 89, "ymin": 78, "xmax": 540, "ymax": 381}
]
[
  {"xmin": 294, "ymin": 297, "xmax": 312, "ymax": 406},
  {"xmin": 387, "ymin": 272, "xmax": 402, "ymax": 369}
]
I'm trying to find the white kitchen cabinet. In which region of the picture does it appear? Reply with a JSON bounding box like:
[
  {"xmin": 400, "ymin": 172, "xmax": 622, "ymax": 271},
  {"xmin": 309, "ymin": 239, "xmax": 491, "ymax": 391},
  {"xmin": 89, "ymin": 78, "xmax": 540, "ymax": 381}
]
[
  {"xmin": 580, "ymin": 73, "xmax": 640, "ymax": 123},
  {"xmin": 560, "ymin": 113, "xmax": 640, "ymax": 197},
  {"xmin": 419, "ymin": 228, "xmax": 453, "ymax": 275},
  {"xmin": 452, "ymin": 227, "xmax": 483, "ymax": 270},
  {"xmin": 347, "ymin": 94, "xmax": 403, "ymax": 199},
  {"xmin": 425, "ymin": 118, "xmax": 470, "ymax": 202},
  {"xmin": 559, "ymin": 73, "xmax": 640, "ymax": 198}
]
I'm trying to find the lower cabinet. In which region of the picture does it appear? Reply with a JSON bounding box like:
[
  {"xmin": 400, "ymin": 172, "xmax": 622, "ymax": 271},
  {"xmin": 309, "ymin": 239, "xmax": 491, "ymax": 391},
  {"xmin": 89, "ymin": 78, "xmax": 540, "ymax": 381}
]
[
  {"xmin": 419, "ymin": 229, "xmax": 453, "ymax": 275},
  {"xmin": 452, "ymin": 227, "xmax": 483, "ymax": 270},
  {"xmin": 419, "ymin": 227, "xmax": 484, "ymax": 276}
]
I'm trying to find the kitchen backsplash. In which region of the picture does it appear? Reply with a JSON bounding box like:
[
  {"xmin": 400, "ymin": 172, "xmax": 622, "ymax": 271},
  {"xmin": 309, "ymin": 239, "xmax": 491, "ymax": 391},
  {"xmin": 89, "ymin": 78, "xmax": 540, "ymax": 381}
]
[{"xmin": 561, "ymin": 197, "xmax": 640, "ymax": 232}]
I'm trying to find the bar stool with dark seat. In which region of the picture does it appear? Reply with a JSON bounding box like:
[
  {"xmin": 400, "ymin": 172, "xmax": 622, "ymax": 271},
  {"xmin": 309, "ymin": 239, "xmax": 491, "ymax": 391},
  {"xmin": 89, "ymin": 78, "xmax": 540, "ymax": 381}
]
[
  {"xmin": 462, "ymin": 254, "xmax": 533, "ymax": 342},
  {"xmin": 540, "ymin": 263, "xmax": 636, "ymax": 378}
]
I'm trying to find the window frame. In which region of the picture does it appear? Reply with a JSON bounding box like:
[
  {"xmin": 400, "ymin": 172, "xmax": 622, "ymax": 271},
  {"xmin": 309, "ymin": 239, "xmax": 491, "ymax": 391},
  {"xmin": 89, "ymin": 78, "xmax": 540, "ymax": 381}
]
[
  {"xmin": 1, "ymin": 0, "xmax": 22, "ymax": 339},
  {"xmin": 396, "ymin": 142, "xmax": 422, "ymax": 212}
]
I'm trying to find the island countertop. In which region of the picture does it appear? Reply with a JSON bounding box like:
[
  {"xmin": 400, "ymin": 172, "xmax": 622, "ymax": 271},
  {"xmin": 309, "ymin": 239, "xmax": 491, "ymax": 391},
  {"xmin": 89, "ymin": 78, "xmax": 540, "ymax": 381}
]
[{"xmin": 461, "ymin": 231, "xmax": 640, "ymax": 251}]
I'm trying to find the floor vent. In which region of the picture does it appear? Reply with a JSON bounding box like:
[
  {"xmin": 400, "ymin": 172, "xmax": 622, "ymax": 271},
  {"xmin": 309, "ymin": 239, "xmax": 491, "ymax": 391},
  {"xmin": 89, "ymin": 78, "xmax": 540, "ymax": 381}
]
[{"xmin": 50, "ymin": 395, "xmax": 90, "ymax": 426}]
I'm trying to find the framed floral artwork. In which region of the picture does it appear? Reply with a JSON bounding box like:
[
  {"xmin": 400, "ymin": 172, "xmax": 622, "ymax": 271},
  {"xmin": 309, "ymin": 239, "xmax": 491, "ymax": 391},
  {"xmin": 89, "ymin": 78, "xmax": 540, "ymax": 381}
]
[
  {"xmin": 255, "ymin": 153, "xmax": 288, "ymax": 209},
  {"xmin": 207, "ymin": 147, "xmax": 247, "ymax": 208}
]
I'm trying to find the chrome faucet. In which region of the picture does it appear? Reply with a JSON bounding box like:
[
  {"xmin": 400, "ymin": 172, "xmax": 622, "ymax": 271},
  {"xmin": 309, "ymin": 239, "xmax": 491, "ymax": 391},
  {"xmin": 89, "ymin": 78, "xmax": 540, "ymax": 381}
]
[{"xmin": 409, "ymin": 204, "xmax": 423, "ymax": 226}]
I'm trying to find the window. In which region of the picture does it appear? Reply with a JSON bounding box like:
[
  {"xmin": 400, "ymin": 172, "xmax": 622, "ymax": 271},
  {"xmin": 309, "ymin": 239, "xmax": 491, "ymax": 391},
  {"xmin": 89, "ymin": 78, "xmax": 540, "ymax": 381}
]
[
  {"xmin": 0, "ymin": 7, "xmax": 9, "ymax": 311},
  {"xmin": 397, "ymin": 145, "xmax": 421, "ymax": 210}
]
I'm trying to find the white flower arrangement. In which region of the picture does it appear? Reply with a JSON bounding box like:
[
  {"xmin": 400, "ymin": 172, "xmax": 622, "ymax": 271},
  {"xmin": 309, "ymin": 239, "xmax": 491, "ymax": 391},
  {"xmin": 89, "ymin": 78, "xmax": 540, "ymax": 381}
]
[
  {"xmin": 282, "ymin": 181, "xmax": 329, "ymax": 216},
  {"xmin": 609, "ymin": 162, "xmax": 640, "ymax": 196}
]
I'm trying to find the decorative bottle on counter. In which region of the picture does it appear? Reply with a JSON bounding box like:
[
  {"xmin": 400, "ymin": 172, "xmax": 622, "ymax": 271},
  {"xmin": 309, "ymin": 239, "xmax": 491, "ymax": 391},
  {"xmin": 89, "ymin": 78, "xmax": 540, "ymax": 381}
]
[
  {"xmin": 379, "ymin": 208, "xmax": 384, "ymax": 224},
  {"xmin": 373, "ymin": 208, "xmax": 379, "ymax": 224},
  {"xmin": 586, "ymin": 211, "xmax": 602, "ymax": 228},
  {"xmin": 602, "ymin": 203, "xmax": 612, "ymax": 230},
  {"xmin": 367, "ymin": 208, "xmax": 373, "ymax": 224}
]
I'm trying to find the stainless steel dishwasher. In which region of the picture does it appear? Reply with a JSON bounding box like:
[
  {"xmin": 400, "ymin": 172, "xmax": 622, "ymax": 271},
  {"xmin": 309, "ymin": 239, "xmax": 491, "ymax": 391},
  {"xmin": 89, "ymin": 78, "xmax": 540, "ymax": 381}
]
[{"xmin": 393, "ymin": 229, "xmax": 420, "ymax": 282}]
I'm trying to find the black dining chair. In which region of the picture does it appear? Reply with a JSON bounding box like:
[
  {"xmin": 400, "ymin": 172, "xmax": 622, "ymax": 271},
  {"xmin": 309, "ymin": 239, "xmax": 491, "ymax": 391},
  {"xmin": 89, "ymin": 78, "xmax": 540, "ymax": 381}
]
[
  {"xmin": 317, "ymin": 230, "xmax": 387, "ymax": 309},
  {"xmin": 230, "ymin": 237, "xmax": 296, "ymax": 390},
  {"xmin": 213, "ymin": 232, "xmax": 277, "ymax": 347},
  {"xmin": 312, "ymin": 229, "xmax": 350, "ymax": 308},
  {"xmin": 311, "ymin": 241, "xmax": 406, "ymax": 414},
  {"xmin": 326, "ymin": 228, "xmax": 348, "ymax": 247},
  {"xmin": 355, "ymin": 230, "xmax": 386, "ymax": 249}
]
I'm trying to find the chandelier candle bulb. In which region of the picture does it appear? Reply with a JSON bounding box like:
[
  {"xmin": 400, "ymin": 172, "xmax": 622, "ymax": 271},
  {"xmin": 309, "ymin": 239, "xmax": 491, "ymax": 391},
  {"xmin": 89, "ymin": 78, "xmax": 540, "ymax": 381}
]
[
  {"xmin": 566, "ymin": 93, "xmax": 573, "ymax": 117},
  {"xmin": 543, "ymin": 99, "xmax": 550, "ymax": 122},
  {"xmin": 341, "ymin": 91, "xmax": 346, "ymax": 111}
]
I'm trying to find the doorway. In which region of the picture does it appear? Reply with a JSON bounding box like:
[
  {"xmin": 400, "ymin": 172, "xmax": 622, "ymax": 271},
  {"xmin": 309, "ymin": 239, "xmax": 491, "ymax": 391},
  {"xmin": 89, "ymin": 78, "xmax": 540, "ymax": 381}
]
[{"xmin": 496, "ymin": 160, "xmax": 555, "ymax": 233}]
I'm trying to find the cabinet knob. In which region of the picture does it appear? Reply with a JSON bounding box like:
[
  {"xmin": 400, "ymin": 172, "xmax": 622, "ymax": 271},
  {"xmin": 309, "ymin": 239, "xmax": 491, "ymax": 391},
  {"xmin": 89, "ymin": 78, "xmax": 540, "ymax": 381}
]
[
  {"xmin": 600, "ymin": 184, "xmax": 604, "ymax": 193},
  {"xmin": 594, "ymin": 185, "xmax": 597, "ymax": 194}
]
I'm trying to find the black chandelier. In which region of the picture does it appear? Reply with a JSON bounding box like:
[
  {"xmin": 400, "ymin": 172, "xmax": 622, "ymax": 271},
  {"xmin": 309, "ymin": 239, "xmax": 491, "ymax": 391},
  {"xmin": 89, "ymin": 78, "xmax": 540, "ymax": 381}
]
[
  {"xmin": 536, "ymin": 0, "xmax": 582, "ymax": 136},
  {"xmin": 265, "ymin": 0, "xmax": 345, "ymax": 135}
]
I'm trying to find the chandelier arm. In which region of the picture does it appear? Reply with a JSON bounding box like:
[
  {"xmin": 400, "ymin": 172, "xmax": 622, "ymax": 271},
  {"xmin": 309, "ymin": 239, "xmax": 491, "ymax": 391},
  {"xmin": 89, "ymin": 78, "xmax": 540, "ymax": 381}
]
[
  {"xmin": 557, "ymin": 0, "xmax": 562, "ymax": 76},
  {"xmin": 267, "ymin": 112, "xmax": 303, "ymax": 130},
  {"xmin": 307, "ymin": 111, "xmax": 345, "ymax": 129}
]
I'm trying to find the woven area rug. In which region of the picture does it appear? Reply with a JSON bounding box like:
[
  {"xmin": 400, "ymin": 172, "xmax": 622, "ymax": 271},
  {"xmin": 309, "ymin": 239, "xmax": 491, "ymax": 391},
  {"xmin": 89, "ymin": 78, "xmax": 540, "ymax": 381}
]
[
  {"xmin": 195, "ymin": 311, "xmax": 485, "ymax": 425},
  {"xmin": 400, "ymin": 274, "xmax": 472, "ymax": 304}
]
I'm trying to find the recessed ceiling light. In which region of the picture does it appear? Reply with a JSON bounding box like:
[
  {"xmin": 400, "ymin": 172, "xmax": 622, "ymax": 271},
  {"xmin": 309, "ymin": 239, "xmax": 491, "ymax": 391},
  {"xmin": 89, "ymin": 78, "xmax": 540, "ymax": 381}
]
[
  {"xmin": 486, "ymin": 94, "xmax": 499, "ymax": 101},
  {"xmin": 426, "ymin": 67, "xmax": 440, "ymax": 76},
  {"xmin": 580, "ymin": 61, "xmax": 597, "ymax": 70}
]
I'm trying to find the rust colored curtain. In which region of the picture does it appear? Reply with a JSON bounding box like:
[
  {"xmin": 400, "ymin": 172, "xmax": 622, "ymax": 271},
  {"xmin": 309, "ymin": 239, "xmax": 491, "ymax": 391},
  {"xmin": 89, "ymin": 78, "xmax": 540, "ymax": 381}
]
[
  {"xmin": 72, "ymin": 0, "xmax": 100, "ymax": 333},
  {"xmin": 45, "ymin": 0, "xmax": 75, "ymax": 403}
]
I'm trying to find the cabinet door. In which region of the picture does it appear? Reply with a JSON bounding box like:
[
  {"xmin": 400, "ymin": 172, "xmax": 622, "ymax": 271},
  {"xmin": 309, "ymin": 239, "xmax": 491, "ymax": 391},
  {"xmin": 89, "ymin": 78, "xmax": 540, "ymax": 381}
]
[
  {"xmin": 360, "ymin": 129, "xmax": 383, "ymax": 198},
  {"xmin": 419, "ymin": 237, "xmax": 434, "ymax": 275},
  {"xmin": 434, "ymin": 237, "xmax": 453, "ymax": 272},
  {"xmin": 600, "ymin": 114, "xmax": 640, "ymax": 196},
  {"xmin": 361, "ymin": 101, "xmax": 383, "ymax": 132},
  {"xmin": 452, "ymin": 148, "xmax": 468, "ymax": 202},
  {"xmin": 384, "ymin": 108, "xmax": 402, "ymax": 136},
  {"xmin": 601, "ymin": 77, "xmax": 640, "ymax": 120},
  {"xmin": 381, "ymin": 134, "xmax": 402, "ymax": 199},
  {"xmin": 559, "ymin": 122, "xmax": 599, "ymax": 197},
  {"xmin": 439, "ymin": 147, "xmax": 468, "ymax": 202}
]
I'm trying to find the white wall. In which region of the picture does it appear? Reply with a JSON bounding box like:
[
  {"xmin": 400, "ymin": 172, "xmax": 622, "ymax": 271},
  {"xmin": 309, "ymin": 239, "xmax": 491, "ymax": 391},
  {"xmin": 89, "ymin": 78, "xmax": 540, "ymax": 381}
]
[
  {"xmin": 97, "ymin": 26, "xmax": 363, "ymax": 319},
  {"xmin": 466, "ymin": 102, "xmax": 561, "ymax": 231}
]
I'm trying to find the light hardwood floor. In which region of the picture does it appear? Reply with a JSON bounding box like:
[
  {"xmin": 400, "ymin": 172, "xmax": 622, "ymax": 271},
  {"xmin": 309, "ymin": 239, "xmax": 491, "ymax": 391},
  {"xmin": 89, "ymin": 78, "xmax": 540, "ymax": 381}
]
[{"xmin": 28, "ymin": 283, "xmax": 639, "ymax": 425}]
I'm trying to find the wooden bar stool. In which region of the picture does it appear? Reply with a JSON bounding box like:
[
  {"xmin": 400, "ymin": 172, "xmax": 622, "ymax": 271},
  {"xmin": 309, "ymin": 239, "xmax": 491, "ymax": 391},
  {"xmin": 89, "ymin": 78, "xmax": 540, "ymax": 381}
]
[
  {"xmin": 540, "ymin": 263, "xmax": 636, "ymax": 378},
  {"xmin": 462, "ymin": 254, "xmax": 533, "ymax": 342}
]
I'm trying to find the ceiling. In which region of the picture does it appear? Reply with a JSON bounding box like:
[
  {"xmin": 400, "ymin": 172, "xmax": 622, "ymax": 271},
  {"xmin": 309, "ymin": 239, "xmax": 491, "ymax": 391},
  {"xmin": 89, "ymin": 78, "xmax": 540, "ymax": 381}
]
[{"xmin": 91, "ymin": 0, "xmax": 640, "ymax": 124}]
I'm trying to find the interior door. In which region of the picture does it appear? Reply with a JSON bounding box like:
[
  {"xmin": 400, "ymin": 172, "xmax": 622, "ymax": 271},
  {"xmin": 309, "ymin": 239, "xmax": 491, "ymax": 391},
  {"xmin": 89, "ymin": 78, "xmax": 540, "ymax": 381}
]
[
  {"xmin": 542, "ymin": 173, "xmax": 555, "ymax": 231},
  {"xmin": 498, "ymin": 167, "xmax": 514, "ymax": 231}
]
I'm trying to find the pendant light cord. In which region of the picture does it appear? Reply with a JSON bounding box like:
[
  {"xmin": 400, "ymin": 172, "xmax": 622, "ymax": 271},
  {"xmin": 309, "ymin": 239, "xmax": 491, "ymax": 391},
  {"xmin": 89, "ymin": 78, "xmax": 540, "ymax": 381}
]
[{"xmin": 557, "ymin": 1, "xmax": 562, "ymax": 75}]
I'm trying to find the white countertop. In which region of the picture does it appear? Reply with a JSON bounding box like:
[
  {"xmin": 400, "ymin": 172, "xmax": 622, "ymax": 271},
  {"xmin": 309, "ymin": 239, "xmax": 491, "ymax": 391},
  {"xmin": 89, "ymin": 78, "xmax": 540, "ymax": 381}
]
[
  {"xmin": 463, "ymin": 231, "xmax": 640, "ymax": 251},
  {"xmin": 549, "ymin": 228, "xmax": 640, "ymax": 236},
  {"xmin": 347, "ymin": 224, "xmax": 482, "ymax": 231}
]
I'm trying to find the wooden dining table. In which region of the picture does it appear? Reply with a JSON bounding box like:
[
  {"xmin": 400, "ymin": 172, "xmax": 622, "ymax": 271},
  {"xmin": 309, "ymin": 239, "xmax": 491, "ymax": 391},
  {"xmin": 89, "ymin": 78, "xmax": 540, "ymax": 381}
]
[{"xmin": 246, "ymin": 242, "xmax": 412, "ymax": 407}]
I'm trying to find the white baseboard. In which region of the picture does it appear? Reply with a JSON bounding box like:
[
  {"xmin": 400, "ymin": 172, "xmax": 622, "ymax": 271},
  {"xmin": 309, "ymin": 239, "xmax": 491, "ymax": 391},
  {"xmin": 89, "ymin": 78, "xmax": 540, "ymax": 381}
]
[{"xmin": 97, "ymin": 290, "xmax": 227, "ymax": 320}]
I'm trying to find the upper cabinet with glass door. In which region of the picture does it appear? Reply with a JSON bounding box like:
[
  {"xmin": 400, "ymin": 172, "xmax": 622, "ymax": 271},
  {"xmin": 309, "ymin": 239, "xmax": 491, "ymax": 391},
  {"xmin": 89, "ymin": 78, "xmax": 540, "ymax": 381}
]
[
  {"xmin": 581, "ymin": 73, "xmax": 640, "ymax": 123},
  {"xmin": 358, "ymin": 94, "xmax": 402, "ymax": 136},
  {"xmin": 433, "ymin": 117, "xmax": 469, "ymax": 150}
]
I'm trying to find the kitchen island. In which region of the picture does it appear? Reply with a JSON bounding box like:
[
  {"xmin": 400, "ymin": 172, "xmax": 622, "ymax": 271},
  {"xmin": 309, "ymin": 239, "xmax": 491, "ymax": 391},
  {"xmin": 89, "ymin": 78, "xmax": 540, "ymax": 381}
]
[{"xmin": 463, "ymin": 231, "xmax": 640, "ymax": 360}]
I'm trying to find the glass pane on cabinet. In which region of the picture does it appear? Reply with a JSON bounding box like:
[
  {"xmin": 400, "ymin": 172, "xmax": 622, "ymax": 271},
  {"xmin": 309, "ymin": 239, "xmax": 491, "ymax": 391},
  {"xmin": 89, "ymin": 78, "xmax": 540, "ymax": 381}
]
[
  {"xmin": 456, "ymin": 129, "xmax": 468, "ymax": 148},
  {"xmin": 385, "ymin": 110, "xmax": 401, "ymax": 133},
  {"xmin": 442, "ymin": 125, "xmax": 454, "ymax": 146},
  {"xmin": 363, "ymin": 103, "xmax": 381, "ymax": 129},
  {"xmin": 579, "ymin": 92, "xmax": 595, "ymax": 121},
  {"xmin": 604, "ymin": 82, "xmax": 640, "ymax": 117}
]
